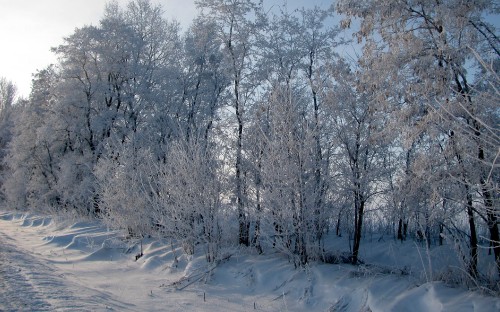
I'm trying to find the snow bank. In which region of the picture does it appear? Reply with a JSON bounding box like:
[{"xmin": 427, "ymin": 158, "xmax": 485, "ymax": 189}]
[{"xmin": 0, "ymin": 210, "xmax": 499, "ymax": 311}]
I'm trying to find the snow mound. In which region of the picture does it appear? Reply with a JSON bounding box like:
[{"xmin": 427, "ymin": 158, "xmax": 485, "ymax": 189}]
[{"xmin": 1, "ymin": 210, "xmax": 499, "ymax": 312}]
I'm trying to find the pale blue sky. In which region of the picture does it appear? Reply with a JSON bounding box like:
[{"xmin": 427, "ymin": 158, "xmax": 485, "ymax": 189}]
[
  {"xmin": 0, "ymin": 0, "xmax": 332, "ymax": 98},
  {"xmin": 0, "ymin": 0, "xmax": 196, "ymax": 97}
]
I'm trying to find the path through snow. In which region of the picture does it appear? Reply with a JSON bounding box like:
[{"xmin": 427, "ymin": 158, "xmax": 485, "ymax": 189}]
[{"xmin": 0, "ymin": 228, "xmax": 130, "ymax": 311}]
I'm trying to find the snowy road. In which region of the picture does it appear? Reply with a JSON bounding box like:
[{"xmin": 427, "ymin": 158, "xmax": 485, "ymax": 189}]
[
  {"xmin": 0, "ymin": 231, "xmax": 52, "ymax": 311},
  {"xmin": 0, "ymin": 227, "xmax": 128, "ymax": 311}
]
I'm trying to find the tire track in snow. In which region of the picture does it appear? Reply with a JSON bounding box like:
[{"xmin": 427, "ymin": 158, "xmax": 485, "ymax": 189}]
[
  {"xmin": 0, "ymin": 230, "xmax": 129, "ymax": 311},
  {"xmin": 0, "ymin": 241, "xmax": 52, "ymax": 311}
]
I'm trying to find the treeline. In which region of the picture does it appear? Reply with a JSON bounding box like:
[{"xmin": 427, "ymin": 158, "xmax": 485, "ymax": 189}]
[{"xmin": 0, "ymin": 0, "xmax": 498, "ymax": 287}]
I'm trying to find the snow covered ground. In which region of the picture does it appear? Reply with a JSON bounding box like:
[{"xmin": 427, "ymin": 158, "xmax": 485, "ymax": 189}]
[{"xmin": 0, "ymin": 210, "xmax": 499, "ymax": 311}]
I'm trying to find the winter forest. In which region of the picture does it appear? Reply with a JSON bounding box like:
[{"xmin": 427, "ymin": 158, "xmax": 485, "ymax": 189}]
[{"xmin": 0, "ymin": 0, "xmax": 499, "ymax": 293}]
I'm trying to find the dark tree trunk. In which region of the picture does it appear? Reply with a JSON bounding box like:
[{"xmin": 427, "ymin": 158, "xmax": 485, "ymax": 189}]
[
  {"xmin": 466, "ymin": 192, "xmax": 478, "ymax": 278},
  {"xmin": 336, "ymin": 211, "xmax": 342, "ymax": 237},
  {"xmin": 439, "ymin": 223, "xmax": 444, "ymax": 246},
  {"xmin": 92, "ymin": 193, "xmax": 101, "ymax": 216},
  {"xmin": 227, "ymin": 17, "xmax": 249, "ymax": 247},
  {"xmin": 352, "ymin": 193, "xmax": 365, "ymax": 264},
  {"xmin": 452, "ymin": 69, "xmax": 498, "ymax": 277},
  {"xmin": 482, "ymin": 183, "xmax": 500, "ymax": 278},
  {"xmin": 252, "ymin": 186, "xmax": 263, "ymax": 254},
  {"xmin": 475, "ymin": 121, "xmax": 499, "ymax": 278},
  {"xmin": 397, "ymin": 218, "xmax": 404, "ymax": 241},
  {"xmin": 235, "ymin": 76, "xmax": 249, "ymax": 247}
]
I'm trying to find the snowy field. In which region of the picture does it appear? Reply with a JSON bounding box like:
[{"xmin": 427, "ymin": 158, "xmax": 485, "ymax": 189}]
[{"xmin": 0, "ymin": 210, "xmax": 499, "ymax": 311}]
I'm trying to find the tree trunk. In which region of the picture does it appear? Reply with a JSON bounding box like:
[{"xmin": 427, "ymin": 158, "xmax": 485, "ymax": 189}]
[
  {"xmin": 336, "ymin": 211, "xmax": 342, "ymax": 237},
  {"xmin": 352, "ymin": 193, "xmax": 365, "ymax": 264},
  {"xmin": 482, "ymin": 183, "xmax": 500, "ymax": 278},
  {"xmin": 397, "ymin": 218, "xmax": 404, "ymax": 241},
  {"xmin": 475, "ymin": 120, "xmax": 499, "ymax": 277},
  {"xmin": 453, "ymin": 70, "xmax": 499, "ymax": 277},
  {"xmin": 252, "ymin": 183, "xmax": 263, "ymax": 254},
  {"xmin": 235, "ymin": 76, "xmax": 249, "ymax": 247},
  {"xmin": 466, "ymin": 192, "xmax": 478, "ymax": 278},
  {"xmin": 307, "ymin": 46, "xmax": 325, "ymax": 247}
]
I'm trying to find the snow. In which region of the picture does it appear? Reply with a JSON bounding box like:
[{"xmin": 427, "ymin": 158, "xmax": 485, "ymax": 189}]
[{"xmin": 0, "ymin": 210, "xmax": 499, "ymax": 311}]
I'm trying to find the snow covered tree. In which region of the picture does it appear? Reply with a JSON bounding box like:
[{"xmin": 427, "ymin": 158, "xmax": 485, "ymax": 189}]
[
  {"xmin": 2, "ymin": 67, "xmax": 63, "ymax": 210},
  {"xmin": 0, "ymin": 77, "xmax": 17, "ymax": 202},
  {"xmin": 0, "ymin": 78, "xmax": 16, "ymax": 112},
  {"xmin": 95, "ymin": 1, "xmax": 228, "ymax": 242},
  {"xmin": 136, "ymin": 138, "xmax": 224, "ymax": 262},
  {"xmin": 196, "ymin": 0, "xmax": 264, "ymax": 246},
  {"xmin": 324, "ymin": 59, "xmax": 389, "ymax": 264},
  {"xmin": 337, "ymin": 0, "xmax": 500, "ymax": 276},
  {"xmin": 252, "ymin": 4, "xmax": 342, "ymax": 253},
  {"xmin": 253, "ymin": 83, "xmax": 318, "ymax": 265},
  {"xmin": 179, "ymin": 17, "xmax": 228, "ymax": 147},
  {"xmin": 298, "ymin": 6, "xmax": 341, "ymax": 245},
  {"xmin": 47, "ymin": 0, "xmax": 182, "ymax": 216}
]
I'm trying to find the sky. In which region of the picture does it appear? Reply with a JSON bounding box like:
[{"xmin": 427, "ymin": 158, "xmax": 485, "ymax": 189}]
[
  {"xmin": 0, "ymin": 0, "xmax": 197, "ymax": 98},
  {"xmin": 0, "ymin": 0, "xmax": 332, "ymax": 99}
]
